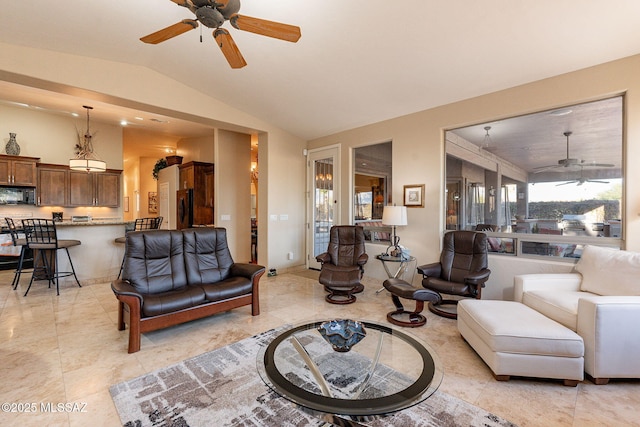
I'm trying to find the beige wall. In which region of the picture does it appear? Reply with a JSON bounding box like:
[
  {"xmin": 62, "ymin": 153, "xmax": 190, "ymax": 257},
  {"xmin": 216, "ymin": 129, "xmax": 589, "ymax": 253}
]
[
  {"xmin": 139, "ymin": 157, "xmax": 157, "ymax": 217},
  {"xmin": 309, "ymin": 54, "xmax": 640, "ymax": 295},
  {"xmin": 122, "ymin": 127, "xmax": 181, "ymax": 221},
  {"xmin": 216, "ymin": 129, "xmax": 251, "ymax": 262},
  {"xmin": 0, "ymin": 103, "xmax": 122, "ymax": 167},
  {"xmin": 178, "ymin": 135, "xmax": 215, "ymax": 165},
  {"xmin": 259, "ymin": 130, "xmax": 306, "ymax": 269}
]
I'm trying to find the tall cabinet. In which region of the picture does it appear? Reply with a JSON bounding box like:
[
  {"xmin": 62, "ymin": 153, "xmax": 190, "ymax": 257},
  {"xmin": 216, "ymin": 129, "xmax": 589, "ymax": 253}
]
[{"xmin": 179, "ymin": 161, "xmax": 214, "ymax": 227}]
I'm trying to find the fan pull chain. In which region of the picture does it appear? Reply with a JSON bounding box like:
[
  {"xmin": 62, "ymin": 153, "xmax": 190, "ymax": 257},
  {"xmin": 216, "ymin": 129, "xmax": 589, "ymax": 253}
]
[{"xmin": 200, "ymin": 24, "xmax": 203, "ymax": 42}]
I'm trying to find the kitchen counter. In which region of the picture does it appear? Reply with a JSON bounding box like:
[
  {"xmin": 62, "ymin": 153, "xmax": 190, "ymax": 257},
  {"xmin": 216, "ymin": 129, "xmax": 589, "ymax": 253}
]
[
  {"xmin": 52, "ymin": 221, "xmax": 131, "ymax": 284},
  {"xmin": 55, "ymin": 219, "xmax": 131, "ymax": 226}
]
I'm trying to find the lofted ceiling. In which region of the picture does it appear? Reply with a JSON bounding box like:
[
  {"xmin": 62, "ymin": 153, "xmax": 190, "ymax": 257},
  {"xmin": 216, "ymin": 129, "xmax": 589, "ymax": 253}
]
[{"xmin": 1, "ymin": 0, "xmax": 640, "ymax": 148}]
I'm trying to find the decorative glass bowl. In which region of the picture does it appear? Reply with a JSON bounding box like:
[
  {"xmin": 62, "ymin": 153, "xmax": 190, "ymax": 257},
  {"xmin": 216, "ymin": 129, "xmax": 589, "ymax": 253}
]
[{"xmin": 317, "ymin": 319, "xmax": 367, "ymax": 352}]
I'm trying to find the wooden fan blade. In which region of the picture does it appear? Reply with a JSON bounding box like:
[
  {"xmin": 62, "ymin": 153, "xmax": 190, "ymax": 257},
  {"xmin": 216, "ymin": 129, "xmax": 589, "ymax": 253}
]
[
  {"xmin": 214, "ymin": 29, "xmax": 247, "ymax": 69},
  {"xmin": 171, "ymin": 0, "xmax": 198, "ymax": 13},
  {"xmin": 230, "ymin": 14, "xmax": 301, "ymax": 42},
  {"xmin": 140, "ymin": 19, "xmax": 198, "ymax": 44}
]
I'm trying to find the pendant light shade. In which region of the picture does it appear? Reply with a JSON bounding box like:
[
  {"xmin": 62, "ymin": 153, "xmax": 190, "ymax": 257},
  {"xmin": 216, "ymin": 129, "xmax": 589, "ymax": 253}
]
[
  {"xmin": 69, "ymin": 158, "xmax": 107, "ymax": 172},
  {"xmin": 70, "ymin": 105, "xmax": 106, "ymax": 172}
]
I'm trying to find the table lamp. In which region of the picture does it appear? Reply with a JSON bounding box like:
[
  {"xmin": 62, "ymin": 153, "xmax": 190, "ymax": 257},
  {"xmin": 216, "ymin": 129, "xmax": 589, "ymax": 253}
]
[{"xmin": 382, "ymin": 205, "xmax": 408, "ymax": 257}]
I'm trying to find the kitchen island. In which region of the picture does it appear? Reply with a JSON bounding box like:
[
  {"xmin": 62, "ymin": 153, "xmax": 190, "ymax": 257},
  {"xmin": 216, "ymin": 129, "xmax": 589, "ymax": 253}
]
[{"xmin": 52, "ymin": 219, "xmax": 132, "ymax": 285}]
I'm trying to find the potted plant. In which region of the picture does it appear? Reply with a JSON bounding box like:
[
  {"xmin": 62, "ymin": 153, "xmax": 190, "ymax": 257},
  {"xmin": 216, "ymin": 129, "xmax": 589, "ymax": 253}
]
[{"xmin": 152, "ymin": 158, "xmax": 168, "ymax": 180}]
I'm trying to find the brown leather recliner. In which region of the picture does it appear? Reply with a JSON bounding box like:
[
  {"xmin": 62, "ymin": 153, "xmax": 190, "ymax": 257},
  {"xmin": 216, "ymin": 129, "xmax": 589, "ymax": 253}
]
[
  {"xmin": 418, "ymin": 231, "xmax": 491, "ymax": 318},
  {"xmin": 316, "ymin": 225, "xmax": 368, "ymax": 304}
]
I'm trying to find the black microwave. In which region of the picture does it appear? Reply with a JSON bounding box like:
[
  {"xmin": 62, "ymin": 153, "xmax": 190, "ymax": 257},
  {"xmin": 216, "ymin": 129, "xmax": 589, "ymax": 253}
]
[{"xmin": 0, "ymin": 187, "xmax": 36, "ymax": 205}]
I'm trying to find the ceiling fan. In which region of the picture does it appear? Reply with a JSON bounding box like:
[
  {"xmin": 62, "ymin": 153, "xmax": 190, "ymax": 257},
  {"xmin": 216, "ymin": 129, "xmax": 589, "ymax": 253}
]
[
  {"xmin": 556, "ymin": 167, "xmax": 610, "ymax": 186},
  {"xmin": 140, "ymin": 0, "xmax": 301, "ymax": 69},
  {"xmin": 533, "ymin": 131, "xmax": 614, "ymax": 173}
]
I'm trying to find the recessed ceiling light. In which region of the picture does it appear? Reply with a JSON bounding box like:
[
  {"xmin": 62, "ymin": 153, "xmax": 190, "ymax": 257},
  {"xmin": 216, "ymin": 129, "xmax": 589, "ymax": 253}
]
[
  {"xmin": 71, "ymin": 112, "xmax": 79, "ymax": 117},
  {"xmin": 120, "ymin": 120, "xmax": 128, "ymax": 126},
  {"xmin": 134, "ymin": 117, "xmax": 144, "ymax": 121}
]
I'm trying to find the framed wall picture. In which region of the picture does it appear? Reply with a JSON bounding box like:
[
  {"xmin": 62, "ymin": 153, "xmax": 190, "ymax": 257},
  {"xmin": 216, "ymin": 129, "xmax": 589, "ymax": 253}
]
[
  {"xmin": 404, "ymin": 184, "xmax": 425, "ymax": 208},
  {"xmin": 148, "ymin": 192, "xmax": 158, "ymax": 213}
]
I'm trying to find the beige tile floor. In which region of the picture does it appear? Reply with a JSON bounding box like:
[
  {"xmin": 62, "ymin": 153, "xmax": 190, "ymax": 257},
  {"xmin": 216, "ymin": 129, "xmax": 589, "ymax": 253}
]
[{"xmin": 1, "ymin": 269, "xmax": 639, "ymax": 427}]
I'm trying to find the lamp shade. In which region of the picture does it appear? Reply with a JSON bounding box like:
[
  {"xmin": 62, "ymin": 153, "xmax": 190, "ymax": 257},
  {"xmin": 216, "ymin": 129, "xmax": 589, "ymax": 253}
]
[
  {"xmin": 69, "ymin": 158, "xmax": 107, "ymax": 172},
  {"xmin": 382, "ymin": 205, "xmax": 408, "ymax": 226}
]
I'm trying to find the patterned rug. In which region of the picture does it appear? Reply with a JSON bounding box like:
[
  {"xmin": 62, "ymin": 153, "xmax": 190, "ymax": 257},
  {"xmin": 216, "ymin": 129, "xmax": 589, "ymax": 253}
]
[{"xmin": 110, "ymin": 326, "xmax": 517, "ymax": 427}]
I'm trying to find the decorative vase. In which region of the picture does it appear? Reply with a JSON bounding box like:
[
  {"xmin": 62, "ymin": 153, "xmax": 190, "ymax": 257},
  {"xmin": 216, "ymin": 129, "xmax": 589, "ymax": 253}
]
[
  {"xmin": 5, "ymin": 133, "xmax": 20, "ymax": 155},
  {"xmin": 317, "ymin": 319, "xmax": 367, "ymax": 352}
]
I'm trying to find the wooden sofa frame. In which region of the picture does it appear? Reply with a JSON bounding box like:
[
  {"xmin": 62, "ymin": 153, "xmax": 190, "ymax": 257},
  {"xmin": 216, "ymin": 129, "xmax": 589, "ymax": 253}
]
[{"xmin": 115, "ymin": 274, "xmax": 262, "ymax": 353}]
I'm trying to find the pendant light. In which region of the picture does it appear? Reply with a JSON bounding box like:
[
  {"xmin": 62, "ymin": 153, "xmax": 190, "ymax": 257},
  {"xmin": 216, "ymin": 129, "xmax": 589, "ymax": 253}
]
[
  {"xmin": 482, "ymin": 126, "xmax": 493, "ymax": 149},
  {"xmin": 69, "ymin": 105, "xmax": 106, "ymax": 172}
]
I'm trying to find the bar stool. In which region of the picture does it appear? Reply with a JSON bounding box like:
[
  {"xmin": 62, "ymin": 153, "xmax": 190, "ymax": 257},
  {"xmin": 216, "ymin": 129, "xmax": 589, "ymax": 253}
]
[
  {"xmin": 4, "ymin": 218, "xmax": 33, "ymax": 290},
  {"xmin": 21, "ymin": 218, "xmax": 81, "ymax": 296},
  {"xmin": 115, "ymin": 217, "xmax": 163, "ymax": 278}
]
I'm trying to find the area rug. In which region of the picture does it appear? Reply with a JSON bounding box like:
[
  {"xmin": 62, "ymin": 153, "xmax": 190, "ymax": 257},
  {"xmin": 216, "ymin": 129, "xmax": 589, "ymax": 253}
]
[{"xmin": 110, "ymin": 326, "xmax": 517, "ymax": 427}]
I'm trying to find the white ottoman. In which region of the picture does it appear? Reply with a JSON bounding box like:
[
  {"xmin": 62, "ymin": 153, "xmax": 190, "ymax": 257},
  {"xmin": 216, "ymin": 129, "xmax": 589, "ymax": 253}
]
[{"xmin": 458, "ymin": 299, "xmax": 584, "ymax": 386}]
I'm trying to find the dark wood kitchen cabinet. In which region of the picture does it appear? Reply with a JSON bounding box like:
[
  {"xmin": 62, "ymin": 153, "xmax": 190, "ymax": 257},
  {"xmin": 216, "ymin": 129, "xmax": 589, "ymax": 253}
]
[
  {"xmin": 0, "ymin": 155, "xmax": 39, "ymax": 186},
  {"xmin": 37, "ymin": 164, "xmax": 67, "ymax": 206},
  {"xmin": 69, "ymin": 170, "xmax": 120, "ymax": 207},
  {"xmin": 179, "ymin": 161, "xmax": 214, "ymax": 225},
  {"xmin": 37, "ymin": 163, "xmax": 121, "ymax": 207}
]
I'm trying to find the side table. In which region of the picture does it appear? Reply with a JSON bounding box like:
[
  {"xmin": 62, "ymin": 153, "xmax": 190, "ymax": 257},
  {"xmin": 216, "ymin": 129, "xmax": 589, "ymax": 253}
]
[{"xmin": 375, "ymin": 254, "xmax": 417, "ymax": 294}]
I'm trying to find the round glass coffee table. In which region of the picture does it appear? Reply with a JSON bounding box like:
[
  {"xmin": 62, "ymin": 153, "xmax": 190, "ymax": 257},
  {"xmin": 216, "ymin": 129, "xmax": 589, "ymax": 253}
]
[{"xmin": 257, "ymin": 319, "xmax": 442, "ymax": 421}]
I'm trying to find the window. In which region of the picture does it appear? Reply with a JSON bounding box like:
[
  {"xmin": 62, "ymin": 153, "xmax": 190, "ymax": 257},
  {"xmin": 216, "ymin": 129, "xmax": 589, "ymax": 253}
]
[{"xmin": 445, "ymin": 96, "xmax": 623, "ymax": 260}]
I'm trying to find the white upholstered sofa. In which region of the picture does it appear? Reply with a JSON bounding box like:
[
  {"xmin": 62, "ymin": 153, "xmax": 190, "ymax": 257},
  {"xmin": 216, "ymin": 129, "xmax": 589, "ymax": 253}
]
[{"xmin": 514, "ymin": 244, "xmax": 640, "ymax": 384}]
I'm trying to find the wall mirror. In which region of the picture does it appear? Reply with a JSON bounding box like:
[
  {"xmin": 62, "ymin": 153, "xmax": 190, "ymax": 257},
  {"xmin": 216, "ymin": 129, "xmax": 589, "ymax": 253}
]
[{"xmin": 353, "ymin": 141, "xmax": 392, "ymax": 242}]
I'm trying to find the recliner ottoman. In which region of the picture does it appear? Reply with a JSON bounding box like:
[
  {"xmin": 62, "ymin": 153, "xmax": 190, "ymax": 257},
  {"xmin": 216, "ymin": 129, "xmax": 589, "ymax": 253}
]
[{"xmin": 457, "ymin": 299, "xmax": 584, "ymax": 386}]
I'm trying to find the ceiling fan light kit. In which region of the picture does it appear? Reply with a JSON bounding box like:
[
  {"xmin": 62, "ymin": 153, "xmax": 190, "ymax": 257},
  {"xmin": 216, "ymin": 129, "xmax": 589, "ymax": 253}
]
[{"xmin": 141, "ymin": 0, "xmax": 301, "ymax": 68}]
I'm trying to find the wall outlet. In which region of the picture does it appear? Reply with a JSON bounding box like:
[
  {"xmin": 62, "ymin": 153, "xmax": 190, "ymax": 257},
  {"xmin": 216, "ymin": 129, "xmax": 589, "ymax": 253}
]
[{"xmin": 287, "ymin": 252, "xmax": 293, "ymax": 260}]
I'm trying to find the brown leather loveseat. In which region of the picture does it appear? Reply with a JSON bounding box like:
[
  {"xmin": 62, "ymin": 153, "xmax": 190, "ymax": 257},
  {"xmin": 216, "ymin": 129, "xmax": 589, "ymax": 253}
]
[{"xmin": 111, "ymin": 227, "xmax": 265, "ymax": 353}]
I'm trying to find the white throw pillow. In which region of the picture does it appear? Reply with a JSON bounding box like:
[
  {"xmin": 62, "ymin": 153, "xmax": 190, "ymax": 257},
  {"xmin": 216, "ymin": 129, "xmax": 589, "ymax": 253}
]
[{"xmin": 575, "ymin": 245, "xmax": 640, "ymax": 296}]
